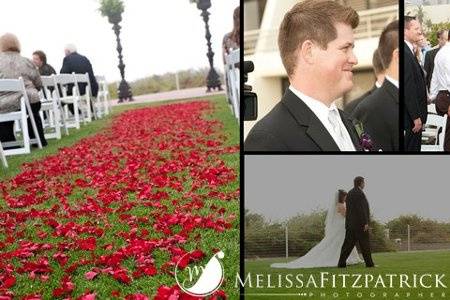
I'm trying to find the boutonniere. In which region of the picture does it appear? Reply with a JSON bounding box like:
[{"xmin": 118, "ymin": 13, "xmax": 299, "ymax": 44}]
[{"xmin": 353, "ymin": 120, "xmax": 375, "ymax": 151}]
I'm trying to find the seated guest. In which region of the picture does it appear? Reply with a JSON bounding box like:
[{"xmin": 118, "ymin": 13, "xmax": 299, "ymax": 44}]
[
  {"xmin": 222, "ymin": 6, "xmax": 240, "ymax": 64},
  {"xmin": 351, "ymin": 21, "xmax": 399, "ymax": 151},
  {"xmin": 32, "ymin": 50, "xmax": 56, "ymax": 102},
  {"xmin": 60, "ymin": 44, "xmax": 98, "ymax": 114},
  {"xmin": 344, "ymin": 49, "xmax": 385, "ymax": 114},
  {"xmin": 32, "ymin": 50, "xmax": 56, "ymax": 76},
  {"xmin": 0, "ymin": 33, "xmax": 47, "ymax": 146}
]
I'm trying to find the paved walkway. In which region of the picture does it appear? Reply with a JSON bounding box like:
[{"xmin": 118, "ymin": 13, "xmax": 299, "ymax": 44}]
[{"xmin": 110, "ymin": 86, "xmax": 225, "ymax": 107}]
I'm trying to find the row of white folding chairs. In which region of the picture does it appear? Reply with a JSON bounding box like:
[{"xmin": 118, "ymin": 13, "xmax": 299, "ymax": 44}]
[
  {"xmin": 0, "ymin": 77, "xmax": 43, "ymax": 168},
  {"xmin": 1, "ymin": 74, "xmax": 111, "ymax": 168},
  {"xmin": 39, "ymin": 73, "xmax": 112, "ymax": 138},
  {"xmin": 224, "ymin": 48, "xmax": 240, "ymax": 121}
]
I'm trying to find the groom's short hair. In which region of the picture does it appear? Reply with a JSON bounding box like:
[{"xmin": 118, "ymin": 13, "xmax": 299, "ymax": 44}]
[
  {"xmin": 378, "ymin": 20, "xmax": 398, "ymax": 69},
  {"xmin": 354, "ymin": 176, "xmax": 364, "ymax": 187},
  {"xmin": 278, "ymin": 0, "xmax": 359, "ymax": 76}
]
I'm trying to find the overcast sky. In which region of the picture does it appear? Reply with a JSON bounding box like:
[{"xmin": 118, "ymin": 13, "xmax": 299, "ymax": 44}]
[
  {"xmin": 245, "ymin": 156, "xmax": 450, "ymax": 224},
  {"xmin": 0, "ymin": 0, "xmax": 238, "ymax": 82}
]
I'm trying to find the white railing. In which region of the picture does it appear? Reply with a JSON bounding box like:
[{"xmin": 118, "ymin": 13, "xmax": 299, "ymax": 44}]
[{"xmin": 244, "ymin": 5, "xmax": 398, "ymax": 56}]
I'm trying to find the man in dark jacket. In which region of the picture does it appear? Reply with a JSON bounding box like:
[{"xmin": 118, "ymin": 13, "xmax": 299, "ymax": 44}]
[
  {"xmin": 351, "ymin": 21, "xmax": 399, "ymax": 151},
  {"xmin": 404, "ymin": 16, "xmax": 428, "ymax": 151},
  {"xmin": 60, "ymin": 44, "xmax": 98, "ymax": 97},
  {"xmin": 338, "ymin": 176, "xmax": 374, "ymax": 268},
  {"xmin": 60, "ymin": 44, "xmax": 98, "ymax": 115}
]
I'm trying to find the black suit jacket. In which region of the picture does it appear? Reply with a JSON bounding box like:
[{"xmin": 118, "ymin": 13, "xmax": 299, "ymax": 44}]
[
  {"xmin": 404, "ymin": 42, "xmax": 427, "ymax": 127},
  {"xmin": 344, "ymin": 85, "xmax": 377, "ymax": 115},
  {"xmin": 424, "ymin": 47, "xmax": 440, "ymax": 91},
  {"xmin": 60, "ymin": 52, "xmax": 99, "ymax": 97},
  {"xmin": 244, "ymin": 89, "xmax": 362, "ymax": 151},
  {"xmin": 345, "ymin": 187, "xmax": 370, "ymax": 231},
  {"xmin": 351, "ymin": 79, "xmax": 399, "ymax": 151}
]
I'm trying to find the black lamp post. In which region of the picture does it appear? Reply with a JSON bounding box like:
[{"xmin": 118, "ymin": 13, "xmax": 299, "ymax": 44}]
[
  {"xmin": 194, "ymin": 0, "xmax": 223, "ymax": 92},
  {"xmin": 99, "ymin": 0, "xmax": 133, "ymax": 102}
]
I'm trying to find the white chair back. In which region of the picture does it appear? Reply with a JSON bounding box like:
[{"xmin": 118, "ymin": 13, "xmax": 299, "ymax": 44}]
[
  {"xmin": 54, "ymin": 73, "xmax": 86, "ymax": 129},
  {"xmin": 421, "ymin": 113, "xmax": 447, "ymax": 151},
  {"xmin": 225, "ymin": 49, "xmax": 240, "ymax": 121},
  {"xmin": 0, "ymin": 77, "xmax": 42, "ymax": 155},
  {"xmin": 95, "ymin": 75, "xmax": 110, "ymax": 117},
  {"xmin": 40, "ymin": 75, "xmax": 69, "ymax": 139}
]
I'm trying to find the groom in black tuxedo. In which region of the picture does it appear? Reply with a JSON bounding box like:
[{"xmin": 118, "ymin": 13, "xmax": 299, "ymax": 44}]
[
  {"xmin": 338, "ymin": 176, "xmax": 374, "ymax": 268},
  {"xmin": 244, "ymin": 0, "xmax": 362, "ymax": 152}
]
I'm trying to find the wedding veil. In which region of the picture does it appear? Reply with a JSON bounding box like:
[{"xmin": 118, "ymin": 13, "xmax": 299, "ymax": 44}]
[{"xmin": 324, "ymin": 191, "xmax": 341, "ymax": 237}]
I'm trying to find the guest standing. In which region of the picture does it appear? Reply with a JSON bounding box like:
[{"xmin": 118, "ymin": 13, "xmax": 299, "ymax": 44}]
[{"xmin": 404, "ymin": 16, "xmax": 427, "ymax": 151}]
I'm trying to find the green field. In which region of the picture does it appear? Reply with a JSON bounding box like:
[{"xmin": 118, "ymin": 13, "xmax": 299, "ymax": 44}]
[
  {"xmin": 244, "ymin": 250, "xmax": 450, "ymax": 300},
  {"xmin": 0, "ymin": 95, "xmax": 240, "ymax": 298}
]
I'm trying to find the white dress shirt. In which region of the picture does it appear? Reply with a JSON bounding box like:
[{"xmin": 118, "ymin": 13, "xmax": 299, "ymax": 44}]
[
  {"xmin": 385, "ymin": 75, "xmax": 399, "ymax": 89},
  {"xmin": 430, "ymin": 43, "xmax": 450, "ymax": 100},
  {"xmin": 289, "ymin": 86, "xmax": 356, "ymax": 151}
]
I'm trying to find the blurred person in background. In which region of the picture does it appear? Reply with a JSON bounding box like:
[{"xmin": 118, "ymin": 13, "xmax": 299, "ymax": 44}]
[
  {"xmin": 345, "ymin": 49, "xmax": 385, "ymax": 114},
  {"xmin": 424, "ymin": 29, "xmax": 448, "ymax": 92}
]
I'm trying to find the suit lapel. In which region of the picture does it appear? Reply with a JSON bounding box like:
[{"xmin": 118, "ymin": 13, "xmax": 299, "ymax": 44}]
[
  {"xmin": 339, "ymin": 110, "xmax": 362, "ymax": 151},
  {"xmin": 405, "ymin": 42, "xmax": 425, "ymax": 79},
  {"xmin": 282, "ymin": 89, "xmax": 340, "ymax": 151}
]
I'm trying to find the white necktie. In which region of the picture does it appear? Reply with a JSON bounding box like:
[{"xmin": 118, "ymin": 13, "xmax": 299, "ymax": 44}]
[{"xmin": 328, "ymin": 109, "xmax": 347, "ymax": 150}]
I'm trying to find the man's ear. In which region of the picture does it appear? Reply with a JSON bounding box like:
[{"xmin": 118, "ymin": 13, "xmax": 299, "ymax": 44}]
[
  {"xmin": 392, "ymin": 48, "xmax": 399, "ymax": 63},
  {"xmin": 299, "ymin": 40, "xmax": 315, "ymax": 64}
]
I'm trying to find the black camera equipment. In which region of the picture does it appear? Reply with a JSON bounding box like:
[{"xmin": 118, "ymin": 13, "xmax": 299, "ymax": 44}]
[{"xmin": 243, "ymin": 61, "xmax": 258, "ymax": 121}]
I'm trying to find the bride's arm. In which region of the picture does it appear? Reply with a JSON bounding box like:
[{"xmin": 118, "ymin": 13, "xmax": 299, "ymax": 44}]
[{"xmin": 337, "ymin": 203, "xmax": 346, "ymax": 217}]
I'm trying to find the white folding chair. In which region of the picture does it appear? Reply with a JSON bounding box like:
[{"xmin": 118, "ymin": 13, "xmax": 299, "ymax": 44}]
[
  {"xmin": 95, "ymin": 75, "xmax": 111, "ymax": 117},
  {"xmin": 73, "ymin": 73, "xmax": 95, "ymax": 120},
  {"xmin": 421, "ymin": 113, "xmax": 447, "ymax": 151},
  {"xmin": 428, "ymin": 103, "xmax": 437, "ymax": 114},
  {"xmin": 54, "ymin": 73, "xmax": 85, "ymax": 129},
  {"xmin": 225, "ymin": 49, "xmax": 240, "ymax": 121},
  {"xmin": 0, "ymin": 77, "xmax": 43, "ymax": 156},
  {"xmin": 40, "ymin": 75, "xmax": 69, "ymax": 139},
  {"xmin": 0, "ymin": 142, "xmax": 7, "ymax": 168}
]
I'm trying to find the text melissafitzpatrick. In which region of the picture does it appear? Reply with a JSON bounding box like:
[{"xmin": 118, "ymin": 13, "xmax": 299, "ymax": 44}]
[{"xmin": 236, "ymin": 272, "xmax": 447, "ymax": 289}]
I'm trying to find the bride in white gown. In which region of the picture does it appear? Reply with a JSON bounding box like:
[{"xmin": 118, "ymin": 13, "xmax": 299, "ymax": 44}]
[{"xmin": 271, "ymin": 190, "xmax": 363, "ymax": 269}]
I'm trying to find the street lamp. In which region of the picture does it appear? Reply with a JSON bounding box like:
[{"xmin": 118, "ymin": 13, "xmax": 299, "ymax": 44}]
[
  {"xmin": 99, "ymin": 0, "xmax": 133, "ymax": 102},
  {"xmin": 191, "ymin": 0, "xmax": 223, "ymax": 92}
]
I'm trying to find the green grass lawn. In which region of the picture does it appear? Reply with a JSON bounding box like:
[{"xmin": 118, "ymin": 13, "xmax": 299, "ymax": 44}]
[
  {"xmin": 244, "ymin": 250, "xmax": 450, "ymax": 300},
  {"xmin": 0, "ymin": 95, "xmax": 240, "ymax": 298}
]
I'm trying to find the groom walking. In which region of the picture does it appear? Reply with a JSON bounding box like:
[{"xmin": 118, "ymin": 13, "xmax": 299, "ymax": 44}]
[{"xmin": 338, "ymin": 176, "xmax": 374, "ymax": 268}]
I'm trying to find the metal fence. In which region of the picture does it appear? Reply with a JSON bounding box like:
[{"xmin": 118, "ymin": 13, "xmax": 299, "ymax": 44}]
[{"xmin": 245, "ymin": 224, "xmax": 450, "ymax": 259}]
